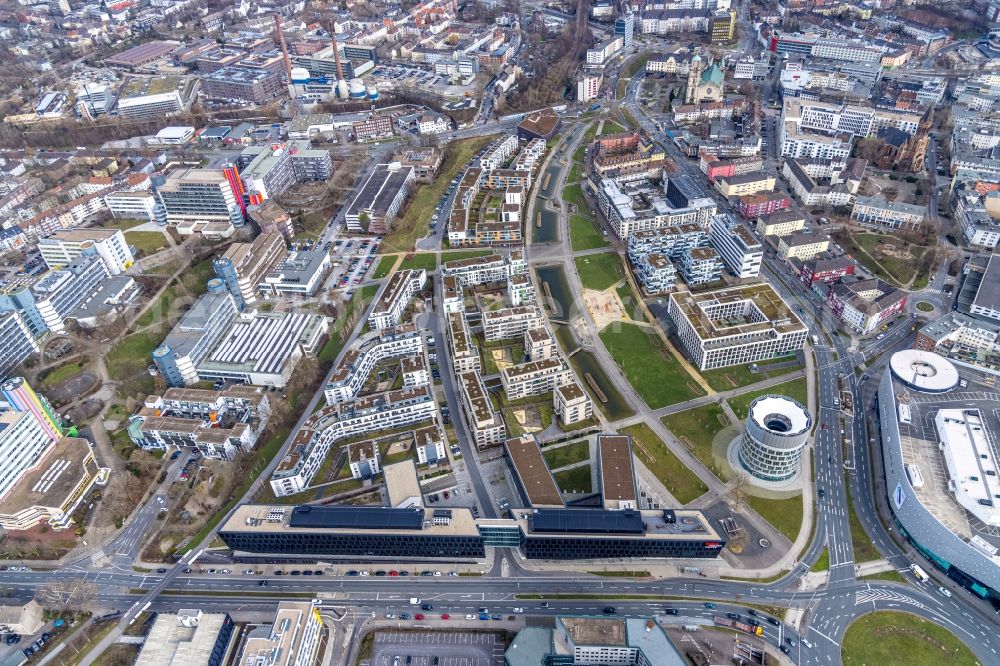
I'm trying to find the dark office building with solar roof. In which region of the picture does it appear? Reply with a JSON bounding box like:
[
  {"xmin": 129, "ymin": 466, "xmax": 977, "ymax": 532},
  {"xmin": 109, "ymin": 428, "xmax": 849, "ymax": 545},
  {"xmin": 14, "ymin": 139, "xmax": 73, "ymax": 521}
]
[{"xmin": 219, "ymin": 505, "xmax": 486, "ymax": 562}]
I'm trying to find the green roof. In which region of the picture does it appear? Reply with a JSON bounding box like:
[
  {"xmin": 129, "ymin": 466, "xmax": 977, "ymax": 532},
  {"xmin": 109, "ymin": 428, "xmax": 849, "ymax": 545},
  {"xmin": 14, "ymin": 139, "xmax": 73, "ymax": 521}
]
[{"xmin": 701, "ymin": 64, "xmax": 724, "ymax": 86}]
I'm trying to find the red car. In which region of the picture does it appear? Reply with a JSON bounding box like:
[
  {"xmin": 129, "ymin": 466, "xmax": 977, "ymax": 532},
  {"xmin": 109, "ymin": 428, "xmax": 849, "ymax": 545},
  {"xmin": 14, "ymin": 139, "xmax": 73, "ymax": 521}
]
[
  {"xmin": 414, "ymin": 613, "xmax": 425, "ymax": 620},
  {"xmin": 389, "ymin": 570, "xmax": 398, "ymax": 576},
  {"xmin": 441, "ymin": 613, "xmax": 450, "ymax": 620}
]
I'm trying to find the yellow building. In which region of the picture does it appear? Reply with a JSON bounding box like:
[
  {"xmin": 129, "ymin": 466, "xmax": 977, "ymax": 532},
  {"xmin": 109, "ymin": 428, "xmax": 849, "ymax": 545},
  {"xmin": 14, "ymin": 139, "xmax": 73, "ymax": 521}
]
[{"xmin": 778, "ymin": 233, "xmax": 831, "ymax": 260}]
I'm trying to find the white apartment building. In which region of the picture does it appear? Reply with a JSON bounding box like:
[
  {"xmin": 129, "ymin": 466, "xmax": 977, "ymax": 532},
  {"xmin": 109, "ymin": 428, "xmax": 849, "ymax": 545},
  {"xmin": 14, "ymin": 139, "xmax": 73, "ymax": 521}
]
[
  {"xmin": 442, "ymin": 276, "xmax": 464, "ymax": 314},
  {"xmin": 370, "ymin": 269, "xmax": 427, "ymax": 330},
  {"xmin": 524, "ymin": 327, "xmax": 557, "ymax": 361},
  {"xmin": 632, "ymin": 252, "xmax": 677, "ymax": 294},
  {"xmin": 733, "ymin": 54, "xmax": 769, "ymax": 80},
  {"xmin": 401, "ymin": 355, "xmax": 429, "ymax": 389},
  {"xmin": 458, "ymin": 371, "xmax": 505, "ymax": 449},
  {"xmin": 756, "ymin": 210, "xmax": 806, "ymax": 237},
  {"xmin": 482, "ymin": 305, "xmax": 543, "ymax": 342},
  {"xmin": 37, "ymin": 228, "xmax": 135, "ymax": 275},
  {"xmin": 811, "ymin": 38, "xmax": 882, "ymax": 63},
  {"xmin": 586, "ymin": 37, "xmax": 624, "ymax": 65},
  {"xmin": 479, "ymin": 134, "xmax": 519, "ymax": 170},
  {"xmin": 779, "ymin": 122, "xmax": 853, "ymax": 160},
  {"xmin": 440, "ymin": 251, "xmax": 527, "ymax": 286},
  {"xmin": 324, "ymin": 326, "xmax": 423, "ymax": 404},
  {"xmin": 269, "ymin": 386, "xmax": 436, "ymax": 496},
  {"xmin": 414, "ymin": 425, "xmax": 446, "ymax": 465},
  {"xmin": 553, "ymin": 382, "xmax": 593, "ymax": 426},
  {"xmin": 597, "ymin": 177, "xmax": 717, "ymax": 240},
  {"xmin": 851, "ymin": 196, "xmax": 925, "ymax": 231},
  {"xmin": 417, "ymin": 114, "xmax": 450, "ymax": 135},
  {"xmin": 709, "ymin": 215, "xmax": 762, "ymax": 279},
  {"xmin": 500, "ymin": 357, "xmax": 573, "ymax": 401},
  {"xmin": 348, "ymin": 441, "xmax": 381, "ymax": 479},
  {"xmin": 578, "ymin": 73, "xmax": 603, "ymax": 102},
  {"xmin": 104, "ymin": 191, "xmax": 159, "ymax": 222},
  {"xmin": 678, "ymin": 246, "xmax": 723, "ymax": 286},
  {"xmin": 668, "ymin": 284, "xmax": 808, "ymax": 370},
  {"xmin": 448, "ymin": 312, "xmax": 481, "ymax": 374},
  {"xmin": 778, "ymin": 233, "xmax": 831, "ymax": 261},
  {"xmin": 507, "ymin": 274, "xmax": 535, "ymax": 306}
]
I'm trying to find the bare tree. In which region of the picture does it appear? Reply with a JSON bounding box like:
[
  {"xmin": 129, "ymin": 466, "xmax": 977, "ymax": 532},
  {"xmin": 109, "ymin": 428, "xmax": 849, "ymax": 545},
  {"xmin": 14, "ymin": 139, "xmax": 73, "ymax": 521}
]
[
  {"xmin": 36, "ymin": 578, "xmax": 97, "ymax": 614},
  {"xmin": 729, "ymin": 472, "xmax": 752, "ymax": 512}
]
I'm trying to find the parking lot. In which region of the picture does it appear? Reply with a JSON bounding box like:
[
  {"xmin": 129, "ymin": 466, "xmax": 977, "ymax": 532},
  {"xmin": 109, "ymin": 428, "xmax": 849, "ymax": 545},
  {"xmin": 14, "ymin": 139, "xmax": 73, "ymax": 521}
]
[
  {"xmin": 371, "ymin": 631, "xmax": 504, "ymax": 666},
  {"xmin": 330, "ymin": 236, "xmax": 380, "ymax": 292}
]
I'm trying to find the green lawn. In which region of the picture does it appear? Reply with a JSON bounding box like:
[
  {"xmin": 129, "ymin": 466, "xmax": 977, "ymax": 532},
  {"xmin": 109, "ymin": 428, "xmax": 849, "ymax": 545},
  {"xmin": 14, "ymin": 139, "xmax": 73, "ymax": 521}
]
[
  {"xmin": 727, "ymin": 377, "xmax": 809, "ymax": 421},
  {"xmin": 124, "ymin": 231, "xmax": 168, "ymax": 256},
  {"xmin": 699, "ymin": 356, "xmax": 802, "ymax": 392},
  {"xmin": 575, "ymin": 252, "xmax": 625, "ymax": 291},
  {"xmin": 847, "ymin": 486, "xmax": 881, "ymax": 562},
  {"xmin": 382, "ymin": 135, "xmax": 492, "ymax": 253},
  {"xmin": 811, "ymin": 548, "xmax": 829, "ymax": 572},
  {"xmin": 622, "ymin": 423, "xmax": 708, "ymax": 504},
  {"xmin": 398, "ymin": 253, "xmax": 437, "ymax": 272},
  {"xmin": 106, "ymin": 329, "xmax": 164, "ymax": 398},
  {"xmin": 317, "ymin": 284, "xmax": 380, "ymax": 365},
  {"xmin": 567, "ymin": 162, "xmax": 584, "ymax": 184},
  {"xmin": 562, "ymin": 183, "xmax": 591, "ymax": 215},
  {"xmin": 916, "ymin": 301, "xmax": 935, "ymax": 313},
  {"xmin": 371, "ymin": 255, "xmax": 397, "ymax": 279},
  {"xmin": 600, "ymin": 120, "xmax": 627, "ymax": 136},
  {"xmin": 662, "ymin": 403, "xmax": 731, "ymax": 479},
  {"xmin": 554, "ymin": 465, "xmax": 592, "ymax": 493},
  {"xmin": 746, "ymin": 494, "xmax": 804, "ymax": 543},
  {"xmin": 600, "ymin": 323, "xmax": 704, "ymax": 409},
  {"xmin": 861, "ymin": 570, "xmax": 906, "ymax": 584},
  {"xmin": 842, "ymin": 612, "xmax": 979, "ymax": 666},
  {"xmin": 615, "ymin": 282, "xmax": 647, "ymax": 322},
  {"xmin": 99, "ymin": 218, "xmax": 146, "ymax": 230},
  {"xmin": 39, "ymin": 360, "xmax": 89, "ymax": 387},
  {"xmin": 569, "ymin": 214, "xmax": 610, "ymax": 251},
  {"xmin": 542, "ymin": 440, "xmax": 590, "ymax": 470}
]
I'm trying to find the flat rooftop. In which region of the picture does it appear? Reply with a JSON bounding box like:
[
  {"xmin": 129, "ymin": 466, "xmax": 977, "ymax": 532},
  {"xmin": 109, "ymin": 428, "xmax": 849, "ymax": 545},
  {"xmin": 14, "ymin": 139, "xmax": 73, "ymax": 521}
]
[
  {"xmin": 669, "ymin": 282, "xmax": 806, "ymax": 344},
  {"xmin": 517, "ymin": 508, "xmax": 722, "ymax": 541},
  {"xmin": 936, "ymin": 409, "xmax": 1000, "ymax": 527},
  {"xmin": 598, "ymin": 435, "xmax": 636, "ymax": 507},
  {"xmin": 221, "ymin": 504, "xmax": 479, "ymax": 537},
  {"xmin": 0, "ymin": 437, "xmax": 99, "ymax": 516},
  {"xmin": 561, "ymin": 617, "xmax": 626, "ymax": 646},
  {"xmin": 347, "ymin": 164, "xmax": 414, "ymax": 219},
  {"xmin": 505, "ymin": 436, "xmax": 564, "ymax": 507},
  {"xmin": 384, "ymin": 460, "xmax": 423, "ymax": 508}
]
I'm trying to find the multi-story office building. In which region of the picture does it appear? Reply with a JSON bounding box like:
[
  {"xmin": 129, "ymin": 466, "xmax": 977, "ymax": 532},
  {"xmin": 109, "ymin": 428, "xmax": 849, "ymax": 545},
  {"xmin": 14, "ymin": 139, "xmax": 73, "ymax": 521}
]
[
  {"xmin": 586, "ymin": 37, "xmax": 624, "ymax": 65},
  {"xmin": 632, "ymin": 253, "xmax": 677, "ymax": 294},
  {"xmin": 104, "ymin": 190, "xmax": 160, "ymax": 222},
  {"xmin": 236, "ymin": 142, "xmax": 333, "ymax": 202},
  {"xmin": 458, "ymin": 371, "xmax": 506, "ymax": 449},
  {"xmin": 668, "ymin": 284, "xmax": 808, "ymax": 370},
  {"xmin": 221, "ymin": 505, "xmax": 486, "ymax": 561},
  {"xmin": 700, "ymin": 154, "xmax": 764, "ymax": 182},
  {"xmin": 500, "ymin": 357, "xmax": 573, "ymax": 401},
  {"xmin": 0, "ymin": 253, "xmax": 111, "ymax": 335},
  {"xmin": 116, "ymin": 76, "xmax": 185, "ymax": 119},
  {"xmin": 237, "ymin": 602, "xmax": 323, "ymax": 666},
  {"xmin": 709, "ymin": 215, "xmax": 761, "ymax": 279},
  {"xmin": 153, "ymin": 292, "xmax": 328, "ymax": 387},
  {"xmin": 0, "ymin": 313, "xmax": 38, "ymax": 380},
  {"xmin": 344, "ymin": 163, "xmax": 414, "ymax": 234},
  {"xmin": 37, "ymin": 228, "xmax": 134, "ymax": 275},
  {"xmin": 826, "ymin": 278, "xmax": 907, "ymax": 334},
  {"xmin": 370, "ymin": 269, "xmax": 427, "ymax": 331},
  {"xmin": 553, "ymin": 382, "xmax": 593, "ymax": 426},
  {"xmin": 135, "ymin": 610, "xmax": 235, "ymax": 666},
  {"xmin": 351, "ymin": 114, "xmax": 395, "ymax": 142},
  {"xmin": 851, "ymin": 195, "xmax": 925, "ymax": 231},
  {"xmin": 482, "ymin": 305, "xmax": 543, "ymax": 342},
  {"xmin": 0, "ymin": 391, "xmax": 60, "ymax": 500},
  {"xmin": 259, "ymin": 251, "xmax": 331, "ymax": 298},
  {"xmin": 677, "ymin": 246, "xmax": 723, "ymax": 286},
  {"xmin": 212, "ymin": 233, "xmax": 288, "ymax": 307},
  {"xmin": 756, "ymin": 209, "xmax": 806, "ymax": 238},
  {"xmin": 778, "ymin": 233, "xmax": 831, "ymax": 261},
  {"xmin": 156, "ymin": 168, "xmax": 244, "ymax": 226},
  {"xmin": 597, "ymin": 176, "xmax": 716, "ymax": 240},
  {"xmin": 200, "ymin": 66, "xmax": 283, "ymax": 103},
  {"xmin": 324, "ymin": 326, "xmax": 423, "ymax": 405},
  {"xmin": 440, "ymin": 250, "xmax": 526, "ymax": 286},
  {"xmin": 448, "ymin": 312, "xmax": 481, "ymax": 373},
  {"xmin": 783, "ymin": 157, "xmax": 865, "ymax": 208}
]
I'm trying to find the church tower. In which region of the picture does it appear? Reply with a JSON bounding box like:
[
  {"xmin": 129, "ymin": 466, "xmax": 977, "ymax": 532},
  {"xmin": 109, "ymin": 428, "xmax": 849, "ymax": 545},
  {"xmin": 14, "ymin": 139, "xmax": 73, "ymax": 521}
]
[{"xmin": 685, "ymin": 55, "xmax": 704, "ymax": 104}]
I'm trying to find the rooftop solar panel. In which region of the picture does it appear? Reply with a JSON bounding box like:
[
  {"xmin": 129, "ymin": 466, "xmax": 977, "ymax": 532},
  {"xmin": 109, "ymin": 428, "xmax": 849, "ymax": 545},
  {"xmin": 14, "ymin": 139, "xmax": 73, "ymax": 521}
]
[
  {"xmin": 288, "ymin": 505, "xmax": 424, "ymax": 531},
  {"xmin": 528, "ymin": 509, "xmax": 645, "ymax": 535}
]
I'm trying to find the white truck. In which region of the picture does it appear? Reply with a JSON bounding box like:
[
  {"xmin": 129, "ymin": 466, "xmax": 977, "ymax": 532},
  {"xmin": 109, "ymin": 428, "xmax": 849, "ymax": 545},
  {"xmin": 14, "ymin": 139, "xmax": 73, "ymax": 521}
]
[
  {"xmin": 910, "ymin": 564, "xmax": 929, "ymax": 583},
  {"xmin": 410, "ymin": 598, "xmax": 421, "ymax": 605}
]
